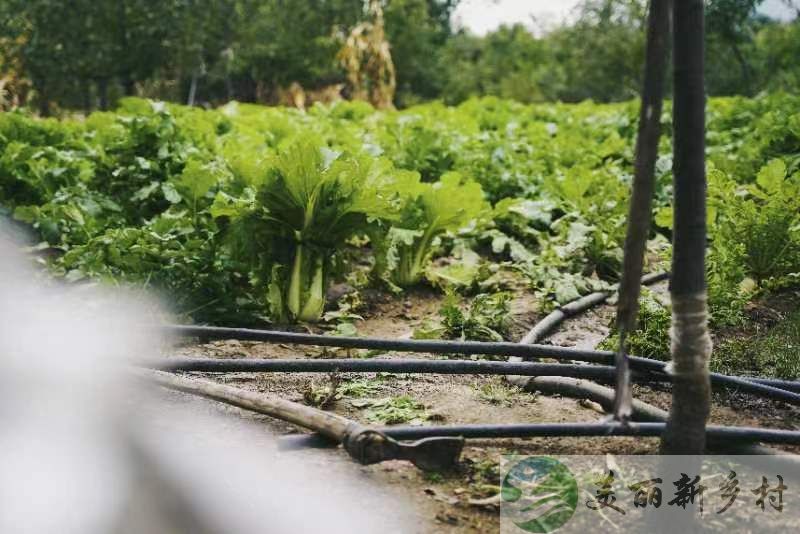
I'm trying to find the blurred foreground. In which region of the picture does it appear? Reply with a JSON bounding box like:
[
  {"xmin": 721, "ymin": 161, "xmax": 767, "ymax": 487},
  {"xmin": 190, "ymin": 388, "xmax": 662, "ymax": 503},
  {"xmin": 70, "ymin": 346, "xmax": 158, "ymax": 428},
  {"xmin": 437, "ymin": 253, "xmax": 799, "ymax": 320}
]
[{"xmin": 0, "ymin": 230, "xmax": 412, "ymax": 533}]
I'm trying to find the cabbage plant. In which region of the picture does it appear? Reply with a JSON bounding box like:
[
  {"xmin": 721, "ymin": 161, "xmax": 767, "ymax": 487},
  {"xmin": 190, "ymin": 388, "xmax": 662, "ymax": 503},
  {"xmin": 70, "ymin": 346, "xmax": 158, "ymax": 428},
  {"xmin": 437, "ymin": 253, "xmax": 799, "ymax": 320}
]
[
  {"xmin": 217, "ymin": 139, "xmax": 411, "ymax": 322},
  {"xmin": 377, "ymin": 172, "xmax": 488, "ymax": 288}
]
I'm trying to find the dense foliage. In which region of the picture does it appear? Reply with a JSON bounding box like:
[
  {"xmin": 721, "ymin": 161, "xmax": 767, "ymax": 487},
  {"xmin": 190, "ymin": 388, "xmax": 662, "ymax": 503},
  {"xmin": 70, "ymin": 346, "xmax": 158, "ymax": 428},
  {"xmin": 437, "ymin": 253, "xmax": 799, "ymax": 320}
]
[
  {"xmin": 1, "ymin": 93, "xmax": 799, "ymax": 329},
  {"xmin": 0, "ymin": 0, "xmax": 797, "ymax": 112}
]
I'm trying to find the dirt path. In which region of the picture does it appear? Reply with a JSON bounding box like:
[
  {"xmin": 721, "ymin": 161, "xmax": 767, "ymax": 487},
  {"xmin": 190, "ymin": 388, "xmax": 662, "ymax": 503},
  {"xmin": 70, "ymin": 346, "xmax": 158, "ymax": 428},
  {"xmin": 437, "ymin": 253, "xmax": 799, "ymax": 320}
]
[{"xmin": 165, "ymin": 283, "xmax": 799, "ymax": 533}]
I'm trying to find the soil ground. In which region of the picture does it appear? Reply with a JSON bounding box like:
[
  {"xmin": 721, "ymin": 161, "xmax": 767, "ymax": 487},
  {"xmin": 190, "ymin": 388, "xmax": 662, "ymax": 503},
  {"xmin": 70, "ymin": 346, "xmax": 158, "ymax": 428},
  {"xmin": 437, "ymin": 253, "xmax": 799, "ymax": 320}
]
[{"xmin": 163, "ymin": 282, "xmax": 800, "ymax": 533}]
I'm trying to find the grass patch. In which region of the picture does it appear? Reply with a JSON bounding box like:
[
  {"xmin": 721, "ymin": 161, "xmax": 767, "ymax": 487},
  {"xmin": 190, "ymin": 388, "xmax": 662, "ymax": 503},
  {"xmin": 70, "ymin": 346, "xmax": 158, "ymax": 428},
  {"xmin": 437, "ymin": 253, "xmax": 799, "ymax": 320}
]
[
  {"xmin": 713, "ymin": 309, "xmax": 800, "ymax": 379},
  {"xmin": 599, "ymin": 291, "xmax": 671, "ymax": 360},
  {"xmin": 423, "ymin": 471, "xmax": 444, "ymax": 483},
  {"xmin": 413, "ymin": 291, "xmax": 512, "ymax": 344},
  {"xmin": 600, "ymin": 291, "xmax": 799, "ymax": 379},
  {"xmin": 475, "ymin": 378, "xmax": 535, "ymax": 406}
]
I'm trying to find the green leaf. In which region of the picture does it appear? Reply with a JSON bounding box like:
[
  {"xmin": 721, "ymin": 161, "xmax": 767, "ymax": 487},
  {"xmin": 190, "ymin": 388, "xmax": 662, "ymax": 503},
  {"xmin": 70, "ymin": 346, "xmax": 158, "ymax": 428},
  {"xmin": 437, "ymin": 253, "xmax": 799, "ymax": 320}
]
[
  {"xmin": 423, "ymin": 172, "xmax": 488, "ymax": 234},
  {"xmin": 504, "ymin": 198, "xmax": 554, "ymax": 228},
  {"xmin": 655, "ymin": 206, "xmax": 673, "ymax": 229},
  {"xmin": 132, "ymin": 181, "xmax": 160, "ymax": 202},
  {"xmin": 756, "ymin": 159, "xmax": 786, "ymax": 193},
  {"xmin": 171, "ymin": 158, "xmax": 226, "ymax": 206},
  {"xmin": 210, "ymin": 190, "xmax": 253, "ymax": 219},
  {"xmin": 412, "ymin": 318, "xmax": 447, "ymax": 339},
  {"xmin": 13, "ymin": 205, "xmax": 39, "ymax": 224},
  {"xmin": 161, "ymin": 182, "xmax": 182, "ymax": 204},
  {"xmin": 62, "ymin": 205, "xmax": 85, "ymax": 225},
  {"xmin": 330, "ymin": 322, "xmax": 358, "ymax": 337},
  {"xmin": 426, "ymin": 248, "xmax": 485, "ymax": 291}
]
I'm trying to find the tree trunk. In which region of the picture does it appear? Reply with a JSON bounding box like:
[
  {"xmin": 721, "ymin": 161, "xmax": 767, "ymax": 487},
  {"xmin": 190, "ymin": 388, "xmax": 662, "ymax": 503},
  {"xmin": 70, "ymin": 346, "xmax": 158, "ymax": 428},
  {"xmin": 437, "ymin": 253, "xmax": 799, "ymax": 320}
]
[
  {"xmin": 117, "ymin": 0, "xmax": 135, "ymax": 97},
  {"xmin": 97, "ymin": 78, "xmax": 110, "ymax": 111},
  {"xmin": 187, "ymin": 71, "xmax": 199, "ymax": 106},
  {"xmin": 660, "ymin": 0, "xmax": 712, "ymax": 455},
  {"xmin": 730, "ymin": 42, "xmax": 751, "ymax": 94},
  {"xmin": 81, "ymin": 79, "xmax": 92, "ymax": 114},
  {"xmin": 225, "ymin": 73, "xmax": 234, "ymax": 102},
  {"xmin": 612, "ymin": 0, "xmax": 671, "ymax": 421},
  {"xmin": 122, "ymin": 77, "xmax": 136, "ymax": 96},
  {"xmin": 35, "ymin": 77, "xmax": 51, "ymax": 117}
]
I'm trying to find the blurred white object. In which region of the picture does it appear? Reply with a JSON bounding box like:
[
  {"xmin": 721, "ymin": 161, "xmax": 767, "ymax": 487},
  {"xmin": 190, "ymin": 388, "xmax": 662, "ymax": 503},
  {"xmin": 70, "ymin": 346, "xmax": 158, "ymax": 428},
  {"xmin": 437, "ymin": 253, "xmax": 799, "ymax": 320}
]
[{"xmin": 0, "ymin": 232, "xmax": 412, "ymax": 533}]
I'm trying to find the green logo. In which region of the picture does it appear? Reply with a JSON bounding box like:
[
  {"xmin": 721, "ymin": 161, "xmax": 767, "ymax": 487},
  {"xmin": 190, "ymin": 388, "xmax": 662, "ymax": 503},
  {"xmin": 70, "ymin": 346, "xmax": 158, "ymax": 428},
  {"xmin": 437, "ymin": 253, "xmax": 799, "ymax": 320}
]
[{"xmin": 501, "ymin": 457, "xmax": 578, "ymax": 533}]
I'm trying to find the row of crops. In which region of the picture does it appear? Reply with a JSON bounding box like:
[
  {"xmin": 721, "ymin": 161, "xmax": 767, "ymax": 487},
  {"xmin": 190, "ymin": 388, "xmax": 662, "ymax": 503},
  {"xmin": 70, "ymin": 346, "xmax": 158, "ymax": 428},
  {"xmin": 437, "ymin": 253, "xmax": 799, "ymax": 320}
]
[{"xmin": 1, "ymin": 95, "xmax": 799, "ymax": 334}]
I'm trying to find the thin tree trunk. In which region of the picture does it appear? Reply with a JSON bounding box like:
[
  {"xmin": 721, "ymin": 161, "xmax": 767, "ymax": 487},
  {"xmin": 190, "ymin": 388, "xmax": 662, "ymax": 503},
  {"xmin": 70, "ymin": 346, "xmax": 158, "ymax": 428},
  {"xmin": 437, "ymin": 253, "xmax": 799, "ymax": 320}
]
[
  {"xmin": 38, "ymin": 98, "xmax": 50, "ymax": 117},
  {"xmin": 117, "ymin": 0, "xmax": 136, "ymax": 97},
  {"xmin": 730, "ymin": 42, "xmax": 751, "ymax": 94},
  {"xmin": 660, "ymin": 0, "xmax": 712, "ymax": 455},
  {"xmin": 81, "ymin": 79, "xmax": 92, "ymax": 114},
  {"xmin": 611, "ymin": 0, "xmax": 671, "ymax": 421},
  {"xmin": 122, "ymin": 77, "xmax": 136, "ymax": 96},
  {"xmin": 187, "ymin": 71, "xmax": 198, "ymax": 106},
  {"xmin": 35, "ymin": 78, "xmax": 51, "ymax": 117},
  {"xmin": 97, "ymin": 78, "xmax": 110, "ymax": 110},
  {"xmin": 225, "ymin": 72, "xmax": 234, "ymax": 102}
]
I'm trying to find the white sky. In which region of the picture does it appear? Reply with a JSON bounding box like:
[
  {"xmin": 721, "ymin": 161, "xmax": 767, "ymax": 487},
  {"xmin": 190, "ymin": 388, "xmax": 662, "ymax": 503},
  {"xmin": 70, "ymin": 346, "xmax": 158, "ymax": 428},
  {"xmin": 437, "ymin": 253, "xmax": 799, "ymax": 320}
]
[{"xmin": 454, "ymin": 0, "xmax": 798, "ymax": 36}]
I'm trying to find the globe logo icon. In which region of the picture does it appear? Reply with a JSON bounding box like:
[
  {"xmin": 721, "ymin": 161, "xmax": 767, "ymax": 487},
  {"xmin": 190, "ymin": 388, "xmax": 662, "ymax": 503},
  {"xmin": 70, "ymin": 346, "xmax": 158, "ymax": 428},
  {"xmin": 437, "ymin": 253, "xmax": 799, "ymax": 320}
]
[{"xmin": 501, "ymin": 457, "xmax": 578, "ymax": 533}]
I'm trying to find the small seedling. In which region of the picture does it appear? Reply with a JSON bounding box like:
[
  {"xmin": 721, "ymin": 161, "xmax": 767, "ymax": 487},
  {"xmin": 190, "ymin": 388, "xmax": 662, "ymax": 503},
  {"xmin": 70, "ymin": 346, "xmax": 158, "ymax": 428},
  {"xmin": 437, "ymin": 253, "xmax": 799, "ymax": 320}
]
[
  {"xmin": 475, "ymin": 379, "xmax": 530, "ymax": 406},
  {"xmin": 302, "ymin": 372, "xmax": 341, "ymax": 409}
]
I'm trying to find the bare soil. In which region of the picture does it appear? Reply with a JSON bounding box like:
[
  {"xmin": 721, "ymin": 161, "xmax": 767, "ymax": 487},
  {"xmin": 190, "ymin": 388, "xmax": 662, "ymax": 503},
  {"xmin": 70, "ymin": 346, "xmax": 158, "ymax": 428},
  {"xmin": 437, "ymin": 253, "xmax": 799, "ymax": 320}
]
[{"xmin": 165, "ymin": 281, "xmax": 800, "ymax": 533}]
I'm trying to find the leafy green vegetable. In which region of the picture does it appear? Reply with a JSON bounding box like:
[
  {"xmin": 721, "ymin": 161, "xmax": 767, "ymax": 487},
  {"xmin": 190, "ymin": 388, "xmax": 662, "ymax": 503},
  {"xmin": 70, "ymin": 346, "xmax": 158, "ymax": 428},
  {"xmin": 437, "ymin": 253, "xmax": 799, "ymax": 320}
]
[
  {"xmin": 220, "ymin": 138, "xmax": 409, "ymax": 322},
  {"xmin": 376, "ymin": 171, "xmax": 488, "ymax": 288},
  {"xmin": 414, "ymin": 291, "xmax": 512, "ymax": 343},
  {"xmin": 425, "ymin": 246, "xmax": 491, "ymax": 292},
  {"xmin": 705, "ymin": 161, "xmax": 800, "ymax": 322}
]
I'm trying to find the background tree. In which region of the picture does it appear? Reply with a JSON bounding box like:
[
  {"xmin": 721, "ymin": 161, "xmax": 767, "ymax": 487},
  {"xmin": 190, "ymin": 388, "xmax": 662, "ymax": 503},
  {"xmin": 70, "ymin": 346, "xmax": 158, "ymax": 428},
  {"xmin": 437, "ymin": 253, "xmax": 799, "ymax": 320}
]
[
  {"xmin": 705, "ymin": 0, "xmax": 765, "ymax": 95},
  {"xmin": 753, "ymin": 15, "xmax": 800, "ymax": 92},
  {"xmin": 234, "ymin": 0, "xmax": 362, "ymax": 102},
  {"xmin": 438, "ymin": 24, "xmax": 551, "ymax": 104},
  {"xmin": 383, "ymin": 0, "xmax": 459, "ymax": 105},
  {"xmin": 1, "ymin": 0, "xmax": 797, "ymax": 112},
  {"xmin": 438, "ymin": 0, "xmax": 648, "ymax": 104},
  {"xmin": 547, "ymin": 0, "xmax": 648, "ymax": 102}
]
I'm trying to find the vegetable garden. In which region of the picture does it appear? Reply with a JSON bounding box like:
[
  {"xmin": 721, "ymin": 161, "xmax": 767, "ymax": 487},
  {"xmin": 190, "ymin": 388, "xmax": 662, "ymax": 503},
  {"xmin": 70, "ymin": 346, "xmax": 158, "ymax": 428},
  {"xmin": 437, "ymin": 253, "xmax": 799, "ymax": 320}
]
[
  {"xmin": 3, "ymin": 0, "xmax": 800, "ymax": 530},
  {"xmin": 2, "ymin": 93, "xmax": 799, "ymax": 355},
  {"xmin": 3, "ymin": 88, "xmax": 800, "ymax": 532}
]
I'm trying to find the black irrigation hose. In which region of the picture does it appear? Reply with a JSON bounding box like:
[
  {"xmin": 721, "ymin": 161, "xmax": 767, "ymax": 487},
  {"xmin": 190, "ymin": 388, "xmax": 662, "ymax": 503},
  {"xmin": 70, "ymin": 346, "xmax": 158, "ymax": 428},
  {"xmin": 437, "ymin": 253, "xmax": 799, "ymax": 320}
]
[
  {"xmin": 164, "ymin": 324, "xmax": 613, "ymax": 362},
  {"xmin": 520, "ymin": 271, "xmax": 669, "ymax": 344},
  {"xmin": 157, "ymin": 358, "xmax": 651, "ymax": 381},
  {"xmin": 521, "ymin": 272, "xmax": 667, "ymax": 342},
  {"xmin": 159, "ymin": 269, "xmax": 800, "ymax": 450},
  {"xmin": 164, "ymin": 325, "xmax": 800, "ymax": 405},
  {"xmin": 378, "ymin": 422, "xmax": 800, "ymax": 446},
  {"xmin": 520, "ymin": 272, "xmax": 800, "ymax": 396},
  {"xmin": 752, "ymin": 378, "xmax": 800, "ymax": 394},
  {"xmin": 158, "ymin": 357, "xmax": 800, "ymax": 394},
  {"xmin": 630, "ymin": 356, "xmax": 800, "ymax": 403}
]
